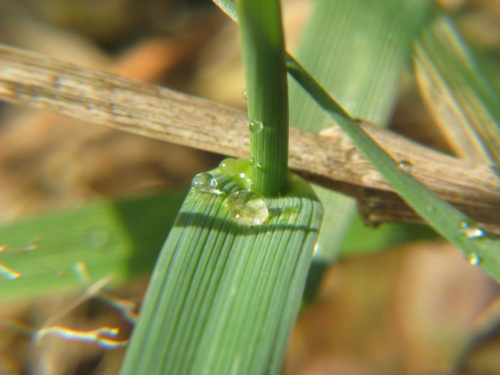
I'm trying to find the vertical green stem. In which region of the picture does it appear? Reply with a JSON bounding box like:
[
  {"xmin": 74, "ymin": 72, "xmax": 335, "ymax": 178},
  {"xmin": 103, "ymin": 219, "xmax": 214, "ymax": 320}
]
[{"xmin": 238, "ymin": 0, "xmax": 289, "ymax": 196}]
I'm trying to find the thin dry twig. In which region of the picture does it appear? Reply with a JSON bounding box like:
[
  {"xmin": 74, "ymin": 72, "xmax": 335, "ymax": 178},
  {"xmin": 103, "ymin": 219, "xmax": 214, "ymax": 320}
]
[{"xmin": 0, "ymin": 44, "xmax": 499, "ymax": 232}]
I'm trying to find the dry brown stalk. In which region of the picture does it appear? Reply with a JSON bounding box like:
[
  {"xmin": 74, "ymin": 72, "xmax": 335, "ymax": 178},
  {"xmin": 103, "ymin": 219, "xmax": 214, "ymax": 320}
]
[{"xmin": 0, "ymin": 44, "xmax": 498, "ymax": 232}]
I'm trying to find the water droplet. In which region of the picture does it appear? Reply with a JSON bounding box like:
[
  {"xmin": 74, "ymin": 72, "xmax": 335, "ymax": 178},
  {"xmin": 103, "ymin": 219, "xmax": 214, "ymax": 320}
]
[
  {"xmin": 241, "ymin": 89, "xmax": 247, "ymax": 101},
  {"xmin": 397, "ymin": 160, "xmax": 412, "ymax": 174},
  {"xmin": 236, "ymin": 172, "xmax": 253, "ymax": 190},
  {"xmin": 465, "ymin": 252, "xmax": 481, "ymax": 266},
  {"xmin": 427, "ymin": 205, "xmax": 435, "ymax": 213},
  {"xmin": 464, "ymin": 227, "xmax": 484, "ymax": 239},
  {"xmin": 249, "ymin": 121, "xmax": 264, "ymax": 134},
  {"xmin": 226, "ymin": 190, "xmax": 269, "ymax": 227},
  {"xmin": 249, "ymin": 157, "xmax": 261, "ymax": 168},
  {"xmin": 459, "ymin": 219, "xmax": 484, "ymax": 239},
  {"xmin": 191, "ymin": 172, "xmax": 218, "ymax": 192},
  {"xmin": 219, "ymin": 158, "xmax": 238, "ymax": 174}
]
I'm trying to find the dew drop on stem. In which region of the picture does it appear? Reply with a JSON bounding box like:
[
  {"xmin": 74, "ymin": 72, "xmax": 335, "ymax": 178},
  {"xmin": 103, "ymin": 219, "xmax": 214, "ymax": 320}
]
[
  {"xmin": 249, "ymin": 157, "xmax": 261, "ymax": 168},
  {"xmin": 241, "ymin": 89, "xmax": 248, "ymax": 101},
  {"xmin": 459, "ymin": 218, "xmax": 484, "ymax": 239},
  {"xmin": 249, "ymin": 120, "xmax": 264, "ymax": 133},
  {"xmin": 219, "ymin": 158, "xmax": 238, "ymax": 174},
  {"xmin": 397, "ymin": 160, "xmax": 412, "ymax": 174},
  {"xmin": 465, "ymin": 252, "xmax": 481, "ymax": 266}
]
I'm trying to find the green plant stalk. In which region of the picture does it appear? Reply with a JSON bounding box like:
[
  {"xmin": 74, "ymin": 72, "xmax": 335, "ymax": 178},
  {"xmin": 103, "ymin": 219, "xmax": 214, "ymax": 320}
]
[
  {"xmin": 238, "ymin": 0, "xmax": 288, "ymax": 196},
  {"xmin": 286, "ymin": 56, "xmax": 500, "ymax": 282}
]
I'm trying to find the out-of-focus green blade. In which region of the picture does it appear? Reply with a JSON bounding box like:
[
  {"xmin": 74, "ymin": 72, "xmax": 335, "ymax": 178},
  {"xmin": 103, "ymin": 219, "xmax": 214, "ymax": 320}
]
[
  {"xmin": 414, "ymin": 15, "xmax": 500, "ymax": 165},
  {"xmin": 120, "ymin": 160, "xmax": 322, "ymax": 375},
  {"xmin": 0, "ymin": 191, "xmax": 185, "ymax": 302},
  {"xmin": 290, "ymin": 0, "xmax": 432, "ymax": 129},
  {"xmin": 288, "ymin": 0, "xmax": 433, "ymax": 264}
]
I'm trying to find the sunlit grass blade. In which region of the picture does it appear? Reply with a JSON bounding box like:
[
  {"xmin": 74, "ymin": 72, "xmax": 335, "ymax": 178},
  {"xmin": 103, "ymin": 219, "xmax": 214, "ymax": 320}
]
[
  {"xmin": 0, "ymin": 191, "xmax": 185, "ymax": 302},
  {"xmin": 414, "ymin": 15, "xmax": 500, "ymax": 164},
  {"xmin": 120, "ymin": 160, "xmax": 322, "ymax": 374},
  {"xmin": 287, "ymin": 56, "xmax": 500, "ymax": 283},
  {"xmin": 289, "ymin": 0, "xmax": 432, "ymax": 129},
  {"xmin": 289, "ymin": 0, "xmax": 432, "ymax": 266}
]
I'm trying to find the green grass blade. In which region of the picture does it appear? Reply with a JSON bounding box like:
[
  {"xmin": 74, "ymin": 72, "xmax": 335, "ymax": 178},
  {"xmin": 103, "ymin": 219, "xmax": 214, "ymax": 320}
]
[
  {"xmin": 414, "ymin": 15, "xmax": 500, "ymax": 164},
  {"xmin": 239, "ymin": 0, "xmax": 288, "ymax": 196},
  {"xmin": 0, "ymin": 191, "xmax": 185, "ymax": 302},
  {"xmin": 120, "ymin": 160, "xmax": 323, "ymax": 374},
  {"xmin": 288, "ymin": 0, "xmax": 433, "ymax": 266},
  {"xmin": 289, "ymin": 0, "xmax": 432, "ymax": 129},
  {"xmin": 287, "ymin": 56, "xmax": 500, "ymax": 282}
]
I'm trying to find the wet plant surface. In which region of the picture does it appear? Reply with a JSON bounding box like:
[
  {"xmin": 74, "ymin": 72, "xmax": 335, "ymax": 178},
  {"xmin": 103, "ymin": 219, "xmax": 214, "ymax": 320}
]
[{"xmin": 0, "ymin": 0, "xmax": 500, "ymax": 374}]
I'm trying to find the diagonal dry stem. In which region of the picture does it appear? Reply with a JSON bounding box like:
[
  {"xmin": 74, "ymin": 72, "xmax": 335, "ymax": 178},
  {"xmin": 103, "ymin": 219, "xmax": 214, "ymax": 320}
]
[{"xmin": 0, "ymin": 44, "xmax": 499, "ymax": 232}]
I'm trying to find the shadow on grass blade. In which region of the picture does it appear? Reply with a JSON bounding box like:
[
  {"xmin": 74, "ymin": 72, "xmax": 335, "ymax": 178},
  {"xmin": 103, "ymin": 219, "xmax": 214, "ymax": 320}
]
[{"xmin": 120, "ymin": 159, "xmax": 323, "ymax": 375}]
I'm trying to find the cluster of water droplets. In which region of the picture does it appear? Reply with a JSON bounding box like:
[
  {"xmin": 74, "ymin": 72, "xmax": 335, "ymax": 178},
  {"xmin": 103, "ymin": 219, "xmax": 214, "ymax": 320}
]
[
  {"xmin": 191, "ymin": 158, "xmax": 270, "ymax": 227},
  {"xmin": 219, "ymin": 159, "xmax": 253, "ymax": 190},
  {"xmin": 460, "ymin": 219, "xmax": 485, "ymax": 239},
  {"xmin": 248, "ymin": 157, "xmax": 261, "ymax": 168},
  {"xmin": 459, "ymin": 218, "xmax": 486, "ymax": 266}
]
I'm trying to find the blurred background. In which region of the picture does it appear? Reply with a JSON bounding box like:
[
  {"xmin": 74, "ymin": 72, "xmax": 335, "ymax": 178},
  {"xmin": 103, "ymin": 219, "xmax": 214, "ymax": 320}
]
[{"xmin": 0, "ymin": 0, "xmax": 499, "ymax": 374}]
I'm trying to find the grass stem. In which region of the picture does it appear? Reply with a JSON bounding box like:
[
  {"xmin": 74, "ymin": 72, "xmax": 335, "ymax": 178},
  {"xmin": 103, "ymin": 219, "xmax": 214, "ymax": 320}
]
[{"xmin": 238, "ymin": 0, "xmax": 289, "ymax": 196}]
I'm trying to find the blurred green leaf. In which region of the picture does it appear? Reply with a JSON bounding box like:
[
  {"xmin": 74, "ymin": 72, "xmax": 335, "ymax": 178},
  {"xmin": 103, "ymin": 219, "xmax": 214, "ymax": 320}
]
[
  {"xmin": 0, "ymin": 190, "xmax": 186, "ymax": 302},
  {"xmin": 288, "ymin": 0, "xmax": 433, "ymax": 266}
]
